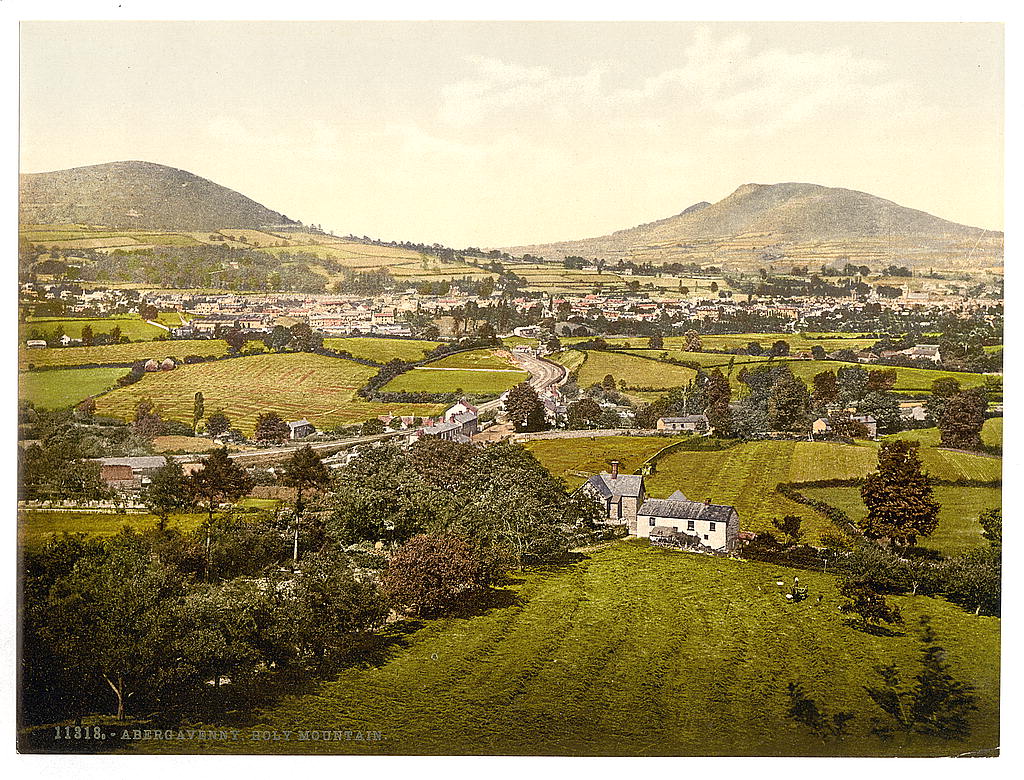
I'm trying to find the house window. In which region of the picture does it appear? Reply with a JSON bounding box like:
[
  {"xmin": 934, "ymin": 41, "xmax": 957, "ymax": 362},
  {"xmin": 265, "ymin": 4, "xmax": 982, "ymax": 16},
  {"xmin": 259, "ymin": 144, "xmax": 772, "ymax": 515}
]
[
  {"xmin": 703, "ymin": 534, "xmax": 709, "ymax": 540},
  {"xmin": 709, "ymin": 522, "xmax": 716, "ymax": 531},
  {"xmin": 687, "ymin": 520, "xmax": 695, "ymax": 531},
  {"xmin": 649, "ymin": 518, "xmax": 655, "ymax": 527}
]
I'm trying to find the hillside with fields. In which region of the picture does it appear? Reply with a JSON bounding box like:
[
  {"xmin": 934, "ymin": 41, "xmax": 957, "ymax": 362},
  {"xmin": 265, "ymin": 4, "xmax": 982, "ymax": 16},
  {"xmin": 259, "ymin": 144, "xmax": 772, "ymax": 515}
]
[
  {"xmin": 19, "ymin": 161, "xmax": 299, "ymax": 231},
  {"xmin": 504, "ymin": 182, "xmax": 1004, "ymax": 271}
]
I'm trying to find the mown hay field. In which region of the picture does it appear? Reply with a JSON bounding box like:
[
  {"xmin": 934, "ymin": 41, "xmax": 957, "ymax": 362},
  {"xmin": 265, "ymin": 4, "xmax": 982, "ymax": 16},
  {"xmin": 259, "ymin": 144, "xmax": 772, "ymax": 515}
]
[
  {"xmin": 93, "ymin": 352, "xmax": 444, "ymax": 435},
  {"xmin": 323, "ymin": 337, "xmax": 441, "ymax": 363},
  {"xmin": 131, "ymin": 540, "xmax": 999, "ymax": 756},
  {"xmin": 20, "ymin": 367, "xmax": 127, "ymax": 409},
  {"xmin": 801, "ymin": 486, "xmax": 1001, "ymax": 556},
  {"xmin": 383, "ymin": 366, "xmax": 528, "ymax": 396},
  {"xmin": 19, "ymin": 339, "xmax": 228, "ymax": 370},
  {"xmin": 426, "ymin": 348, "xmax": 519, "ymax": 370}
]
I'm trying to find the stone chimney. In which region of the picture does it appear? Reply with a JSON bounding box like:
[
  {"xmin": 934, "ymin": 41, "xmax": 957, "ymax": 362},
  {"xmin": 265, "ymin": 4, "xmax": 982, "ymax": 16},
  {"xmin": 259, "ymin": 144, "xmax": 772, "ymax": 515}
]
[{"xmin": 610, "ymin": 460, "xmax": 620, "ymax": 479}]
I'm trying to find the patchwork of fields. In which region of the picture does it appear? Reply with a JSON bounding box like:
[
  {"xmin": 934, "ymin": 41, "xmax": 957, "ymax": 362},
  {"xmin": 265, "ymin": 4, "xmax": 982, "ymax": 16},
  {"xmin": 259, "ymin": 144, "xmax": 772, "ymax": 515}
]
[
  {"xmin": 92, "ymin": 352, "xmax": 444, "ymax": 434},
  {"xmin": 571, "ymin": 350, "xmax": 698, "ymax": 390},
  {"xmin": 21, "ymin": 313, "xmax": 183, "ymax": 341},
  {"xmin": 132, "ymin": 541, "xmax": 1000, "ymax": 756}
]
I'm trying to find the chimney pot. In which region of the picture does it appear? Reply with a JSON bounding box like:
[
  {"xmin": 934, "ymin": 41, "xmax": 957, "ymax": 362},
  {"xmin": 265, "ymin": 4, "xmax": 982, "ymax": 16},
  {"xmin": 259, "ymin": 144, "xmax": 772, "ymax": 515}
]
[{"xmin": 610, "ymin": 460, "xmax": 620, "ymax": 479}]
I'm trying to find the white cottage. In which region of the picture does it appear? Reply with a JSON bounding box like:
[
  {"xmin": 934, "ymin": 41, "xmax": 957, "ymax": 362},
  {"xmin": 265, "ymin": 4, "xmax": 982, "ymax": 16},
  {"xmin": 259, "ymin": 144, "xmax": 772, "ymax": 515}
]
[{"xmin": 636, "ymin": 490, "xmax": 740, "ymax": 552}]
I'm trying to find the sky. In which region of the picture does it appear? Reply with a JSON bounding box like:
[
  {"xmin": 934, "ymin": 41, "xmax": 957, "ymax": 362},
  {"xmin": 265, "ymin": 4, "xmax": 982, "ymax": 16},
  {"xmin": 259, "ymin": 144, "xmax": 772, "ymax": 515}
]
[{"xmin": 19, "ymin": 21, "xmax": 1004, "ymax": 247}]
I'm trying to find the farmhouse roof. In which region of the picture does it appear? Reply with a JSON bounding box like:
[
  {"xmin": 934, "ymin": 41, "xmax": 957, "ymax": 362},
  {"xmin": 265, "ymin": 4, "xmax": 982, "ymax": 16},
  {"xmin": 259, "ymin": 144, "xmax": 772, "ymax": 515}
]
[
  {"xmin": 449, "ymin": 411, "xmax": 477, "ymax": 425},
  {"xmin": 638, "ymin": 497, "xmax": 736, "ymax": 523},
  {"xmin": 582, "ymin": 472, "xmax": 644, "ymax": 499},
  {"xmin": 288, "ymin": 419, "xmax": 314, "ymax": 430},
  {"xmin": 94, "ymin": 456, "xmax": 169, "ymax": 470}
]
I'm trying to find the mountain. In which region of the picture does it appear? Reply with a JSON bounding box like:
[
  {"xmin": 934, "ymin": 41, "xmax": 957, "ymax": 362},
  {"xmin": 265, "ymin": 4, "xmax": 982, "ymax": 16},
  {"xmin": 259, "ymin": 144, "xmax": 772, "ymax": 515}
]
[
  {"xmin": 19, "ymin": 161, "xmax": 299, "ymax": 231},
  {"xmin": 504, "ymin": 182, "xmax": 1003, "ymax": 270}
]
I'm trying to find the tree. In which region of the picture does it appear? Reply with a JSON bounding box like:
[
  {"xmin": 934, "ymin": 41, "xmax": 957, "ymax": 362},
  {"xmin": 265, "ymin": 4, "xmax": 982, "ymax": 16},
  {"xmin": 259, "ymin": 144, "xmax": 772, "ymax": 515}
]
[
  {"xmin": 704, "ymin": 369, "xmax": 733, "ymax": 437},
  {"xmin": 144, "ymin": 457, "xmax": 193, "ymax": 524},
  {"xmin": 810, "ymin": 344, "xmax": 826, "ymax": 360},
  {"xmin": 771, "ymin": 515, "xmax": 803, "ymax": 546},
  {"xmin": 769, "ymin": 339, "xmax": 791, "ymax": 357},
  {"xmin": 282, "ymin": 446, "xmax": 331, "ymax": 561},
  {"xmin": 648, "ymin": 331, "xmax": 664, "ymax": 349},
  {"xmin": 289, "ymin": 322, "xmax": 322, "ymax": 352},
  {"xmin": 978, "ymin": 508, "xmax": 1001, "ymax": 550},
  {"xmin": 361, "ymin": 418, "xmax": 386, "ymax": 435},
  {"xmin": 865, "ymin": 617, "xmax": 977, "ymax": 741},
  {"xmin": 188, "ymin": 449, "xmax": 253, "ymax": 523},
  {"xmin": 133, "ymin": 398, "xmax": 163, "ymax": 441},
  {"xmin": 254, "ymin": 411, "xmax": 291, "ymax": 444},
  {"xmin": 223, "ymin": 328, "xmax": 246, "ymax": 354},
  {"xmin": 860, "ymin": 440, "xmax": 940, "ymax": 547},
  {"xmin": 505, "ymin": 382, "xmax": 546, "ymax": 432},
  {"xmin": 768, "ymin": 375, "xmax": 811, "ymax": 433},
  {"xmin": 838, "ymin": 581, "xmax": 903, "ymax": 629},
  {"xmin": 382, "ymin": 534, "xmax": 496, "ymax": 617},
  {"xmin": 936, "ymin": 388, "xmax": 987, "ymax": 450},
  {"xmin": 684, "ymin": 330, "xmax": 703, "ymax": 352},
  {"xmin": 192, "ymin": 391, "xmax": 205, "ymax": 432},
  {"xmin": 812, "ymin": 370, "xmax": 840, "ymax": 406},
  {"xmin": 746, "ymin": 341, "xmax": 763, "ymax": 356},
  {"xmin": 206, "ymin": 410, "xmax": 231, "ymax": 438},
  {"xmin": 264, "ymin": 324, "xmax": 292, "ymax": 352},
  {"xmin": 566, "ymin": 397, "xmax": 603, "ymax": 430},
  {"xmin": 110, "ymin": 325, "xmax": 122, "ymax": 344},
  {"xmin": 80, "ymin": 324, "xmax": 94, "ymax": 347},
  {"xmin": 140, "ymin": 303, "xmax": 159, "ymax": 321},
  {"xmin": 602, "ymin": 374, "xmax": 617, "ymax": 392},
  {"xmin": 925, "ymin": 377, "xmax": 961, "ymax": 424}
]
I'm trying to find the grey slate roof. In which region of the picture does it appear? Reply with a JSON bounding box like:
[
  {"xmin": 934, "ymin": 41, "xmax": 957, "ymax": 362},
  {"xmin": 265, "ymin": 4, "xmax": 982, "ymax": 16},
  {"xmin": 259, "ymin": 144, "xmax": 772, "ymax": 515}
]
[
  {"xmin": 583, "ymin": 472, "xmax": 644, "ymax": 498},
  {"xmin": 288, "ymin": 418, "xmax": 314, "ymax": 430},
  {"xmin": 638, "ymin": 497, "xmax": 736, "ymax": 523},
  {"xmin": 660, "ymin": 414, "xmax": 709, "ymax": 425},
  {"xmin": 449, "ymin": 411, "xmax": 477, "ymax": 425},
  {"xmin": 95, "ymin": 456, "xmax": 168, "ymax": 470}
]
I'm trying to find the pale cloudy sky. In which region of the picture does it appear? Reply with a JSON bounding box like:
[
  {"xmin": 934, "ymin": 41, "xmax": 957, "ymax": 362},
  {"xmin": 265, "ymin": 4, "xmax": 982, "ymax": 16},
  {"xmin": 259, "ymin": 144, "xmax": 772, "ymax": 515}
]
[{"xmin": 20, "ymin": 21, "xmax": 1003, "ymax": 247}]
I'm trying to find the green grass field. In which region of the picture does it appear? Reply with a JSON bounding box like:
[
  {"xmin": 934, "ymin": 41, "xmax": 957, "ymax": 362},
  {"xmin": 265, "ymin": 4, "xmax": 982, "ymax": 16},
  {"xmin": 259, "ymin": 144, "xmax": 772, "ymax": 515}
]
[
  {"xmin": 572, "ymin": 351, "xmax": 697, "ymax": 390},
  {"xmin": 382, "ymin": 349, "xmax": 527, "ymax": 395},
  {"xmin": 131, "ymin": 540, "xmax": 1000, "ymax": 756},
  {"xmin": 93, "ymin": 352, "xmax": 444, "ymax": 434},
  {"xmin": 886, "ymin": 418, "xmax": 1002, "ymax": 451},
  {"xmin": 21, "ymin": 313, "xmax": 182, "ymax": 342},
  {"xmin": 425, "ymin": 348, "xmax": 520, "ymax": 370},
  {"xmin": 19, "ymin": 339, "xmax": 228, "ymax": 370},
  {"xmin": 801, "ymin": 486, "xmax": 1000, "ymax": 556},
  {"xmin": 323, "ymin": 337, "xmax": 442, "ymax": 363},
  {"xmin": 19, "ymin": 367, "xmax": 127, "ymax": 409},
  {"xmin": 18, "ymin": 510, "xmax": 207, "ymax": 547},
  {"xmin": 524, "ymin": 436, "xmax": 688, "ymax": 488}
]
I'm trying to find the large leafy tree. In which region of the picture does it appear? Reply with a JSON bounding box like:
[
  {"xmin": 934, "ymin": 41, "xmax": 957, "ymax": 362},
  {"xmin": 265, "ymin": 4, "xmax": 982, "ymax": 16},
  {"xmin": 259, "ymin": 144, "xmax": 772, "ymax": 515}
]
[
  {"xmin": 205, "ymin": 410, "xmax": 231, "ymax": 438},
  {"xmin": 254, "ymin": 411, "xmax": 291, "ymax": 444},
  {"xmin": 382, "ymin": 534, "xmax": 496, "ymax": 617},
  {"xmin": 768, "ymin": 375, "xmax": 812, "ymax": 433},
  {"xmin": 704, "ymin": 368, "xmax": 733, "ymax": 436},
  {"xmin": 936, "ymin": 388, "xmax": 988, "ymax": 450},
  {"xmin": 566, "ymin": 397, "xmax": 603, "ymax": 429},
  {"xmin": 144, "ymin": 457, "xmax": 193, "ymax": 524},
  {"xmin": 505, "ymin": 382, "xmax": 547, "ymax": 432},
  {"xmin": 860, "ymin": 440, "xmax": 940, "ymax": 547},
  {"xmin": 812, "ymin": 370, "xmax": 840, "ymax": 406}
]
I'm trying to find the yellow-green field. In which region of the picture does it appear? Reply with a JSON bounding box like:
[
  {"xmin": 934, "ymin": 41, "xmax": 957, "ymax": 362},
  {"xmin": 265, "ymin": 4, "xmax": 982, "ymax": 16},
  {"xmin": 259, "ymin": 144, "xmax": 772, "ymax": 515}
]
[
  {"xmin": 19, "ymin": 339, "xmax": 228, "ymax": 370},
  {"xmin": 93, "ymin": 352, "xmax": 444, "ymax": 434},
  {"xmin": 21, "ymin": 313, "xmax": 183, "ymax": 342},
  {"xmin": 426, "ymin": 348, "xmax": 519, "ymax": 370},
  {"xmin": 20, "ymin": 367, "xmax": 127, "ymax": 409},
  {"xmin": 18, "ymin": 510, "xmax": 207, "ymax": 548},
  {"xmin": 802, "ymin": 486, "xmax": 1000, "ymax": 556},
  {"xmin": 571, "ymin": 350, "xmax": 698, "ymax": 390},
  {"xmin": 524, "ymin": 436, "xmax": 689, "ymax": 488},
  {"xmin": 323, "ymin": 337, "xmax": 441, "ymax": 363}
]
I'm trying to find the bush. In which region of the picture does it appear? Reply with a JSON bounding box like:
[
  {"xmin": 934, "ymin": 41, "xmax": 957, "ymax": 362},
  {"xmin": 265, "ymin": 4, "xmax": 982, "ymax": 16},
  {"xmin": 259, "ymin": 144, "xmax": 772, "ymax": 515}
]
[{"xmin": 382, "ymin": 534, "xmax": 496, "ymax": 617}]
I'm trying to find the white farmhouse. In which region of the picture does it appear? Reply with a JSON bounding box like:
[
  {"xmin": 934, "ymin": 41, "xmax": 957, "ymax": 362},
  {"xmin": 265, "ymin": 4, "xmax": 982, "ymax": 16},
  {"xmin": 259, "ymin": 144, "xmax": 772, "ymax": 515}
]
[{"xmin": 636, "ymin": 491, "xmax": 740, "ymax": 552}]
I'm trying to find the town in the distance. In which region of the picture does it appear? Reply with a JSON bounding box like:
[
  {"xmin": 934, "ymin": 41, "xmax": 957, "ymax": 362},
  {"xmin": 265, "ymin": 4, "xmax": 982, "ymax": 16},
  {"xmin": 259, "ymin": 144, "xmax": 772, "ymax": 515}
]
[{"xmin": 18, "ymin": 160, "xmax": 1003, "ymax": 756}]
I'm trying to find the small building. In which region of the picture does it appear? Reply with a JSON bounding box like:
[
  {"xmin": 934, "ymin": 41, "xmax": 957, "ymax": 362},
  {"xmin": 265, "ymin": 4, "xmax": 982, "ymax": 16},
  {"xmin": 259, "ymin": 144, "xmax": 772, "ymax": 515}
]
[
  {"xmin": 899, "ymin": 402, "xmax": 928, "ymax": 422},
  {"xmin": 636, "ymin": 490, "xmax": 740, "ymax": 551},
  {"xmin": 25, "ymin": 340, "xmax": 47, "ymax": 349},
  {"xmin": 656, "ymin": 414, "xmax": 710, "ymax": 434},
  {"xmin": 851, "ymin": 414, "xmax": 878, "ymax": 439},
  {"xmin": 288, "ymin": 419, "xmax": 316, "ymax": 439},
  {"xmin": 576, "ymin": 460, "xmax": 646, "ymax": 530},
  {"xmin": 99, "ymin": 463, "xmax": 138, "ymax": 491},
  {"xmin": 811, "ymin": 417, "xmax": 832, "ymax": 436},
  {"xmin": 899, "ymin": 344, "xmax": 941, "ymax": 364}
]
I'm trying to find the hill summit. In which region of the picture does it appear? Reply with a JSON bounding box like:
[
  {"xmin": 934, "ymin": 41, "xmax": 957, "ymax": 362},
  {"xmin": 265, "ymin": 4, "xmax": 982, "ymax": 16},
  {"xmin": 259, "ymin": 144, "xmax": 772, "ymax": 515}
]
[
  {"xmin": 503, "ymin": 182, "xmax": 1003, "ymax": 270},
  {"xmin": 19, "ymin": 161, "xmax": 299, "ymax": 231}
]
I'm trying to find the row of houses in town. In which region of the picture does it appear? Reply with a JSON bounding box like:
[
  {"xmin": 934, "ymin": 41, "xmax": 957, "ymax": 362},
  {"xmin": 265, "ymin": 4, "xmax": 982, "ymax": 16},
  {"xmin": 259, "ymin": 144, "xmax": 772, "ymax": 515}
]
[{"xmin": 576, "ymin": 459, "xmax": 741, "ymax": 552}]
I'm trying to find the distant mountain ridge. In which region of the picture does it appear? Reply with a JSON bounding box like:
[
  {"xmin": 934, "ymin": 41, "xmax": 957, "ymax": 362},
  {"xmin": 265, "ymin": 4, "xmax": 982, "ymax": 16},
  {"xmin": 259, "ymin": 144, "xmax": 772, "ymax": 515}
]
[
  {"xmin": 504, "ymin": 182, "xmax": 1003, "ymax": 270},
  {"xmin": 19, "ymin": 161, "xmax": 299, "ymax": 231}
]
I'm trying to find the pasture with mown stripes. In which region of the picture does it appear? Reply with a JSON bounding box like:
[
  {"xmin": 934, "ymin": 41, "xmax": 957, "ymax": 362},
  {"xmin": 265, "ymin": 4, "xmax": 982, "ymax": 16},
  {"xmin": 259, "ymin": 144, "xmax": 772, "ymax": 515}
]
[
  {"xmin": 129, "ymin": 540, "xmax": 999, "ymax": 756},
  {"xmin": 92, "ymin": 352, "xmax": 444, "ymax": 435},
  {"xmin": 382, "ymin": 348, "xmax": 528, "ymax": 395}
]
